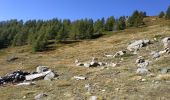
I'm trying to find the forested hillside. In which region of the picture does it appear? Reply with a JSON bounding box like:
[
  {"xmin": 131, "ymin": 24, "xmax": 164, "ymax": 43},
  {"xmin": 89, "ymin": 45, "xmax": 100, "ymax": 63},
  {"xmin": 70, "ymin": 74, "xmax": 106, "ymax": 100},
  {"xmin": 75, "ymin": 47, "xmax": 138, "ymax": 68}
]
[{"xmin": 0, "ymin": 10, "xmax": 146, "ymax": 52}]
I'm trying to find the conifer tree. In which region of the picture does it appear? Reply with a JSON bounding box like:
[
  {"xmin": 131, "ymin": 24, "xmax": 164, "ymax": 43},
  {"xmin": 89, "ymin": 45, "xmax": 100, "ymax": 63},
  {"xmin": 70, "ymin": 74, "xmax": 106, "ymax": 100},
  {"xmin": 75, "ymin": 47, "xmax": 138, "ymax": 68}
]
[
  {"xmin": 159, "ymin": 11, "xmax": 165, "ymax": 18},
  {"xmin": 166, "ymin": 6, "xmax": 170, "ymax": 19}
]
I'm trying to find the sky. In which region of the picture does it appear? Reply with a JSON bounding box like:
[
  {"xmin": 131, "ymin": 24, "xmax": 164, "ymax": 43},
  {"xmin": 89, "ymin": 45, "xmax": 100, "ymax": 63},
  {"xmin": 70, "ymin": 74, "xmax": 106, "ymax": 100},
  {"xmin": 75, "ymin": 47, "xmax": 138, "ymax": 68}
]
[{"xmin": 0, "ymin": 0, "xmax": 170, "ymax": 21}]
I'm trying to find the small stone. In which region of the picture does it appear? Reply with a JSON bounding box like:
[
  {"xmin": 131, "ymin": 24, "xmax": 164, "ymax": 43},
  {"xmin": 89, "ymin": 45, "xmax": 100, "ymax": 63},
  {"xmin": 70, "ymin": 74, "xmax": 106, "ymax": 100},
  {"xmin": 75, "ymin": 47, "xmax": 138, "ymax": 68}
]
[
  {"xmin": 150, "ymin": 51, "xmax": 160, "ymax": 59},
  {"xmin": 115, "ymin": 88, "xmax": 120, "ymax": 91},
  {"xmin": 84, "ymin": 63, "xmax": 91, "ymax": 67},
  {"xmin": 36, "ymin": 66, "xmax": 49, "ymax": 73},
  {"xmin": 141, "ymin": 79, "xmax": 147, "ymax": 82},
  {"xmin": 34, "ymin": 93, "xmax": 47, "ymax": 100},
  {"xmin": 89, "ymin": 96, "xmax": 97, "ymax": 100},
  {"xmin": 73, "ymin": 76, "xmax": 86, "ymax": 80},
  {"xmin": 23, "ymin": 96, "xmax": 26, "ymax": 99},
  {"xmin": 102, "ymin": 89, "xmax": 106, "ymax": 92},
  {"xmin": 76, "ymin": 63, "xmax": 84, "ymax": 67},
  {"xmin": 85, "ymin": 84, "xmax": 91, "ymax": 92},
  {"xmin": 155, "ymin": 81, "xmax": 159, "ymax": 84},
  {"xmin": 160, "ymin": 68, "xmax": 168, "ymax": 74},
  {"xmin": 136, "ymin": 56, "xmax": 145, "ymax": 64},
  {"xmin": 136, "ymin": 68, "xmax": 149, "ymax": 75}
]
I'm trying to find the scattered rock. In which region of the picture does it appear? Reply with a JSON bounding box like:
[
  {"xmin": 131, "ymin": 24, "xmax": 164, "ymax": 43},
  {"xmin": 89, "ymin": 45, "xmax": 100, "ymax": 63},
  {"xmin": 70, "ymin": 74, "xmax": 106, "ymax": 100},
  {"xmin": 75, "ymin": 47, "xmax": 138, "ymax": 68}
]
[
  {"xmin": 76, "ymin": 63, "xmax": 84, "ymax": 67},
  {"xmin": 85, "ymin": 84, "xmax": 91, "ymax": 92},
  {"xmin": 141, "ymin": 78, "xmax": 147, "ymax": 82},
  {"xmin": 26, "ymin": 70, "xmax": 52, "ymax": 81},
  {"xmin": 89, "ymin": 96, "xmax": 97, "ymax": 100},
  {"xmin": 90, "ymin": 61, "xmax": 100, "ymax": 67},
  {"xmin": 136, "ymin": 67, "xmax": 149, "ymax": 75},
  {"xmin": 75, "ymin": 59, "xmax": 79, "ymax": 63},
  {"xmin": 98, "ymin": 62, "xmax": 106, "ymax": 66},
  {"xmin": 159, "ymin": 48, "xmax": 170, "ymax": 55},
  {"xmin": 73, "ymin": 76, "xmax": 86, "ymax": 80},
  {"xmin": 137, "ymin": 61, "xmax": 149, "ymax": 68},
  {"xmin": 34, "ymin": 93, "xmax": 48, "ymax": 100},
  {"xmin": 136, "ymin": 56, "xmax": 145, "ymax": 64},
  {"xmin": 136, "ymin": 56, "xmax": 149, "ymax": 68},
  {"xmin": 150, "ymin": 51, "xmax": 160, "ymax": 59},
  {"xmin": 160, "ymin": 68, "xmax": 170, "ymax": 74},
  {"xmin": 36, "ymin": 66, "xmax": 49, "ymax": 73},
  {"xmin": 162, "ymin": 37, "xmax": 170, "ymax": 49},
  {"xmin": 114, "ymin": 50, "xmax": 126, "ymax": 57},
  {"xmin": 127, "ymin": 39, "xmax": 150, "ymax": 52},
  {"xmin": 75, "ymin": 57, "xmax": 106, "ymax": 68},
  {"xmin": 115, "ymin": 88, "xmax": 120, "ymax": 91},
  {"xmin": 0, "ymin": 70, "xmax": 30, "ymax": 85},
  {"xmin": 23, "ymin": 96, "xmax": 27, "ymax": 99},
  {"xmin": 44, "ymin": 72, "xmax": 56, "ymax": 81},
  {"xmin": 84, "ymin": 63, "xmax": 90, "ymax": 67}
]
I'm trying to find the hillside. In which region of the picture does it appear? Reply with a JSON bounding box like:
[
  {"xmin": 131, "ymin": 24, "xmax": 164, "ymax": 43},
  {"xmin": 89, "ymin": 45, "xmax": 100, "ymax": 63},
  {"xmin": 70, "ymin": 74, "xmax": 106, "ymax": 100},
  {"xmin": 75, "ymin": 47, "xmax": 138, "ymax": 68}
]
[{"xmin": 0, "ymin": 17, "xmax": 170, "ymax": 100}]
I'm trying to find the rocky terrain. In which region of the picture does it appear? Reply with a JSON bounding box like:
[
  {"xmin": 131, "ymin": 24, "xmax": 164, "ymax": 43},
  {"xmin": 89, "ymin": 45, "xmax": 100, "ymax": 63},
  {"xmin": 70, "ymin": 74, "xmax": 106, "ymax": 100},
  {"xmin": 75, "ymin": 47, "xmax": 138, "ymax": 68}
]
[{"xmin": 0, "ymin": 17, "xmax": 170, "ymax": 100}]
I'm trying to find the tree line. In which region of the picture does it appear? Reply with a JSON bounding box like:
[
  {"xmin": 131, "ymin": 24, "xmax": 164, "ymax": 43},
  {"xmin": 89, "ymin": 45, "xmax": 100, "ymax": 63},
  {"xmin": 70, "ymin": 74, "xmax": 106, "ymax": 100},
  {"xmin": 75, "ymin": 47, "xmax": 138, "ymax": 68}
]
[{"xmin": 0, "ymin": 6, "xmax": 170, "ymax": 52}]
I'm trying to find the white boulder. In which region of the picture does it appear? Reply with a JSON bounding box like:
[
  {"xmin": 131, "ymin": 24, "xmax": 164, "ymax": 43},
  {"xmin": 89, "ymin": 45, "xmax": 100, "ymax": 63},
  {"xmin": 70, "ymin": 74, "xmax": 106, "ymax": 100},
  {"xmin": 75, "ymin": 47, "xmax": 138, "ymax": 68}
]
[
  {"xmin": 44, "ymin": 71, "xmax": 56, "ymax": 81},
  {"xmin": 162, "ymin": 37, "xmax": 170, "ymax": 49},
  {"xmin": 136, "ymin": 68, "xmax": 149, "ymax": 75},
  {"xmin": 127, "ymin": 39, "xmax": 150, "ymax": 51}
]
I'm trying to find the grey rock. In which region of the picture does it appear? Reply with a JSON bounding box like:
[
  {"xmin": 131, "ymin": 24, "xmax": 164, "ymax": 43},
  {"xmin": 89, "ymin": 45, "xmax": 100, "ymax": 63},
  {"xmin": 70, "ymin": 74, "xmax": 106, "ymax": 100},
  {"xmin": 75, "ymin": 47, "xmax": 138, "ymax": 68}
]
[
  {"xmin": 160, "ymin": 68, "xmax": 170, "ymax": 74},
  {"xmin": 36, "ymin": 66, "xmax": 49, "ymax": 73},
  {"xmin": 151, "ymin": 51, "xmax": 160, "ymax": 59},
  {"xmin": 34, "ymin": 93, "xmax": 48, "ymax": 100},
  {"xmin": 73, "ymin": 76, "xmax": 86, "ymax": 80},
  {"xmin": 85, "ymin": 84, "xmax": 91, "ymax": 92},
  {"xmin": 162, "ymin": 37, "xmax": 170, "ymax": 49},
  {"xmin": 136, "ymin": 56, "xmax": 145, "ymax": 64},
  {"xmin": 26, "ymin": 70, "xmax": 51, "ymax": 81},
  {"xmin": 114, "ymin": 50, "xmax": 126, "ymax": 57},
  {"xmin": 84, "ymin": 63, "xmax": 91, "ymax": 67},
  {"xmin": 76, "ymin": 63, "xmax": 84, "ymax": 67},
  {"xmin": 90, "ymin": 61, "xmax": 100, "ymax": 67},
  {"xmin": 137, "ymin": 61, "xmax": 149, "ymax": 68},
  {"xmin": 127, "ymin": 39, "xmax": 150, "ymax": 52},
  {"xmin": 89, "ymin": 96, "xmax": 97, "ymax": 100},
  {"xmin": 44, "ymin": 72, "xmax": 56, "ymax": 81},
  {"xmin": 136, "ymin": 68, "xmax": 149, "ymax": 75}
]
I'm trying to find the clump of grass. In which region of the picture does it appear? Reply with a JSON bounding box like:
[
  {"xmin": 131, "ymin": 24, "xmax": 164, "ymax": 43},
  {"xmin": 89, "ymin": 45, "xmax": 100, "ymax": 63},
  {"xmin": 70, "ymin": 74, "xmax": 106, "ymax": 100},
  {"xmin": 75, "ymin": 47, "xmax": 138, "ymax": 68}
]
[
  {"xmin": 153, "ymin": 34, "xmax": 162, "ymax": 39},
  {"xmin": 115, "ymin": 53, "xmax": 134, "ymax": 59},
  {"xmin": 156, "ymin": 74, "xmax": 170, "ymax": 81}
]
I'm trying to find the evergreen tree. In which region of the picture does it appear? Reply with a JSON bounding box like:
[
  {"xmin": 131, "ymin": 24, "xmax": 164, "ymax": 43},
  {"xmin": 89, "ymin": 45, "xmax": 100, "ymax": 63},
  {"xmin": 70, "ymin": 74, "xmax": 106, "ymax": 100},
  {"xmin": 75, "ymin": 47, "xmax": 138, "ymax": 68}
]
[
  {"xmin": 56, "ymin": 25, "xmax": 68, "ymax": 41},
  {"xmin": 118, "ymin": 16, "xmax": 126, "ymax": 30},
  {"xmin": 128, "ymin": 10, "xmax": 144, "ymax": 27},
  {"xmin": 94, "ymin": 18, "xmax": 104, "ymax": 33},
  {"xmin": 32, "ymin": 32, "xmax": 48, "ymax": 52},
  {"xmin": 159, "ymin": 11, "xmax": 165, "ymax": 18},
  {"xmin": 166, "ymin": 6, "xmax": 170, "ymax": 19},
  {"xmin": 105, "ymin": 16, "xmax": 115, "ymax": 31}
]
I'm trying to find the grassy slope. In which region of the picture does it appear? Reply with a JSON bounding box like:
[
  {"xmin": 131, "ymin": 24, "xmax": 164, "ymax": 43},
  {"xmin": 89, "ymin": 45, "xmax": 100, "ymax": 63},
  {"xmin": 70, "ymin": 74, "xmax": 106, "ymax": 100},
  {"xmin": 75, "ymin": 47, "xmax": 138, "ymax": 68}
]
[{"xmin": 0, "ymin": 17, "xmax": 170, "ymax": 100}]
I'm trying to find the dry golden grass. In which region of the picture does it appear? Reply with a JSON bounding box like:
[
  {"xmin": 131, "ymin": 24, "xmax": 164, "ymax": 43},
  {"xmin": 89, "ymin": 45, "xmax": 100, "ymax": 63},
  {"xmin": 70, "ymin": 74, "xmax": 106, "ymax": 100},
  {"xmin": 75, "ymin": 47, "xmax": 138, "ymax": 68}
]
[{"xmin": 0, "ymin": 17, "xmax": 170, "ymax": 99}]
